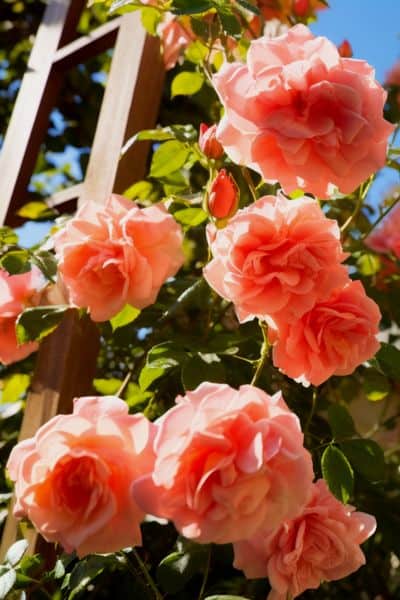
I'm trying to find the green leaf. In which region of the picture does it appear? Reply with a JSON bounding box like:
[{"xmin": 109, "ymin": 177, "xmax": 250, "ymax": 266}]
[
  {"xmin": 31, "ymin": 250, "xmax": 57, "ymax": 281},
  {"xmin": 141, "ymin": 6, "xmax": 161, "ymax": 34},
  {"xmin": 374, "ymin": 343, "xmax": 400, "ymax": 381},
  {"xmin": 0, "ymin": 250, "xmax": 30, "ymax": 275},
  {"xmin": 218, "ymin": 11, "xmax": 241, "ymax": 36},
  {"xmin": 93, "ymin": 378, "xmax": 122, "ymax": 396},
  {"xmin": 5, "ymin": 540, "xmax": 28, "ymax": 567},
  {"xmin": 1, "ymin": 374, "xmax": 30, "ymax": 404},
  {"xmin": 234, "ymin": 0, "xmax": 260, "ymax": 14},
  {"xmin": 0, "ymin": 227, "xmax": 18, "ymax": 246},
  {"xmin": 16, "ymin": 306, "xmax": 69, "ymax": 344},
  {"xmin": 123, "ymin": 180, "xmax": 157, "ymax": 201},
  {"xmin": 139, "ymin": 343, "xmax": 186, "ymax": 390},
  {"xmin": 157, "ymin": 544, "xmax": 210, "ymax": 594},
  {"xmin": 327, "ymin": 404, "xmax": 356, "ymax": 439},
  {"xmin": 182, "ymin": 353, "xmax": 225, "ymax": 391},
  {"xmin": 185, "ymin": 40, "xmax": 208, "ymax": 64},
  {"xmin": 174, "ymin": 208, "xmax": 208, "ymax": 228},
  {"xmin": 171, "ymin": 0, "xmax": 214, "ymax": 15},
  {"xmin": 125, "ymin": 383, "xmax": 153, "ymax": 409},
  {"xmin": 68, "ymin": 556, "xmax": 115, "ymax": 600},
  {"xmin": 340, "ymin": 439, "xmax": 385, "ymax": 482},
  {"xmin": 363, "ymin": 368, "xmax": 391, "ymax": 401},
  {"xmin": 321, "ymin": 445, "xmax": 354, "ymax": 503},
  {"xmin": 150, "ymin": 141, "xmax": 190, "ymax": 178},
  {"xmin": 0, "ymin": 568, "xmax": 16, "ymax": 600},
  {"xmin": 16, "ymin": 201, "xmax": 57, "ymax": 221},
  {"xmin": 110, "ymin": 305, "xmax": 141, "ymax": 331},
  {"xmin": 171, "ymin": 71, "xmax": 205, "ymax": 98},
  {"xmin": 357, "ymin": 253, "xmax": 381, "ymax": 276}
]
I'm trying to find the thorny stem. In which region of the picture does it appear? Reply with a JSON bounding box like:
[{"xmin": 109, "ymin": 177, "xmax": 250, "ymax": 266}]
[
  {"xmin": 198, "ymin": 546, "xmax": 212, "ymax": 600},
  {"xmin": 361, "ymin": 193, "xmax": 400, "ymax": 240},
  {"xmin": 251, "ymin": 321, "xmax": 270, "ymax": 386},
  {"xmin": 116, "ymin": 370, "xmax": 132, "ymax": 398},
  {"xmin": 304, "ymin": 387, "xmax": 318, "ymax": 436},
  {"xmin": 130, "ymin": 548, "xmax": 163, "ymax": 600},
  {"xmin": 340, "ymin": 175, "xmax": 374, "ymax": 234},
  {"xmin": 242, "ymin": 166, "xmax": 258, "ymax": 202}
]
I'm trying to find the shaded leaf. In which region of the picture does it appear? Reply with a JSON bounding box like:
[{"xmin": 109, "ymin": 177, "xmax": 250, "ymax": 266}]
[
  {"xmin": 16, "ymin": 305, "xmax": 69, "ymax": 344},
  {"xmin": 327, "ymin": 404, "xmax": 356, "ymax": 439},
  {"xmin": 182, "ymin": 353, "xmax": 225, "ymax": 390},
  {"xmin": 321, "ymin": 445, "xmax": 354, "ymax": 503},
  {"xmin": 340, "ymin": 439, "xmax": 385, "ymax": 482}
]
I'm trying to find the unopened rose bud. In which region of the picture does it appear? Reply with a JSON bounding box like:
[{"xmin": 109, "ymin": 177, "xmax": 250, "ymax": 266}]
[
  {"xmin": 293, "ymin": 0, "xmax": 310, "ymax": 17},
  {"xmin": 199, "ymin": 123, "xmax": 224, "ymax": 160},
  {"xmin": 338, "ymin": 39, "xmax": 353, "ymax": 58},
  {"xmin": 208, "ymin": 169, "xmax": 239, "ymax": 220}
]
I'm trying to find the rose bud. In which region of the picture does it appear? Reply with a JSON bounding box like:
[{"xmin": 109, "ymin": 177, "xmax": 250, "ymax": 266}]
[
  {"xmin": 338, "ymin": 39, "xmax": 353, "ymax": 58},
  {"xmin": 292, "ymin": 0, "xmax": 310, "ymax": 16},
  {"xmin": 199, "ymin": 123, "xmax": 224, "ymax": 159},
  {"xmin": 208, "ymin": 169, "xmax": 239, "ymax": 220}
]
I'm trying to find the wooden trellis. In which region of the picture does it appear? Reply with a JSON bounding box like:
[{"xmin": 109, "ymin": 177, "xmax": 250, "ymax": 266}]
[{"xmin": 0, "ymin": 0, "xmax": 165, "ymax": 559}]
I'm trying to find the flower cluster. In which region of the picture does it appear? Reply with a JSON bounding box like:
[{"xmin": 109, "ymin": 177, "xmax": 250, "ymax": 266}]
[
  {"xmin": 8, "ymin": 388, "xmax": 375, "ymax": 597},
  {"xmin": 204, "ymin": 193, "xmax": 381, "ymax": 385}
]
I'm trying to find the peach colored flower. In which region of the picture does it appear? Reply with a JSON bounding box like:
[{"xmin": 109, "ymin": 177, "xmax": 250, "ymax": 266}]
[
  {"xmin": 366, "ymin": 201, "xmax": 400, "ymax": 258},
  {"xmin": 0, "ymin": 267, "xmax": 44, "ymax": 365},
  {"xmin": 272, "ymin": 280, "xmax": 381, "ymax": 386},
  {"xmin": 203, "ymin": 194, "xmax": 348, "ymax": 325},
  {"xmin": 7, "ymin": 396, "xmax": 155, "ymax": 556},
  {"xmin": 159, "ymin": 14, "xmax": 194, "ymax": 70},
  {"xmin": 213, "ymin": 24, "xmax": 394, "ymax": 198},
  {"xmin": 132, "ymin": 382, "xmax": 314, "ymax": 544},
  {"xmin": 233, "ymin": 479, "xmax": 376, "ymax": 600},
  {"xmin": 54, "ymin": 195, "xmax": 184, "ymax": 322}
]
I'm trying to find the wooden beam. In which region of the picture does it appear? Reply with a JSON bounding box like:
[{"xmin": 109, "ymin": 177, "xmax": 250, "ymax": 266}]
[
  {"xmin": 0, "ymin": 0, "xmax": 86, "ymax": 227},
  {"xmin": 0, "ymin": 312, "xmax": 100, "ymax": 559},
  {"xmin": 79, "ymin": 11, "xmax": 165, "ymax": 205},
  {"xmin": 53, "ymin": 17, "xmax": 122, "ymax": 71}
]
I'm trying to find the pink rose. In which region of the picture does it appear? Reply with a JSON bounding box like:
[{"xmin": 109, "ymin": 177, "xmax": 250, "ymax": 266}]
[
  {"xmin": 213, "ymin": 24, "xmax": 394, "ymax": 198},
  {"xmin": 7, "ymin": 396, "xmax": 155, "ymax": 556},
  {"xmin": 132, "ymin": 383, "xmax": 313, "ymax": 544},
  {"xmin": 158, "ymin": 14, "xmax": 194, "ymax": 70},
  {"xmin": 203, "ymin": 194, "xmax": 348, "ymax": 325},
  {"xmin": 54, "ymin": 195, "xmax": 184, "ymax": 322},
  {"xmin": 272, "ymin": 280, "xmax": 381, "ymax": 386},
  {"xmin": 233, "ymin": 479, "xmax": 376, "ymax": 599},
  {"xmin": 366, "ymin": 201, "xmax": 400, "ymax": 258},
  {"xmin": 0, "ymin": 267, "xmax": 44, "ymax": 365}
]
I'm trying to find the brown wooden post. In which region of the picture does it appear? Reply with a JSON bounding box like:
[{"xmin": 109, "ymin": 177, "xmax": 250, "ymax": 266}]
[{"xmin": 0, "ymin": 0, "xmax": 164, "ymax": 559}]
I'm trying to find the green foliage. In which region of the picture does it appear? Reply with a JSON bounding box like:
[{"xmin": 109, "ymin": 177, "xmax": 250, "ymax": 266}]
[
  {"xmin": 16, "ymin": 306, "xmax": 69, "ymax": 344},
  {"xmin": 321, "ymin": 445, "xmax": 354, "ymax": 503}
]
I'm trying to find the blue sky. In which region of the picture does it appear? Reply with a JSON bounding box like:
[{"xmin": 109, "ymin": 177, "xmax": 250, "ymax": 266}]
[{"xmin": 311, "ymin": 0, "xmax": 400, "ymax": 208}]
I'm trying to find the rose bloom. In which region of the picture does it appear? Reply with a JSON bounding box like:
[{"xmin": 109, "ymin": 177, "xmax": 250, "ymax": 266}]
[
  {"xmin": 272, "ymin": 280, "xmax": 381, "ymax": 386},
  {"xmin": 366, "ymin": 200, "xmax": 400, "ymax": 258},
  {"xmin": 255, "ymin": 0, "xmax": 325, "ymax": 22},
  {"xmin": 54, "ymin": 194, "xmax": 184, "ymax": 322},
  {"xmin": 0, "ymin": 267, "xmax": 44, "ymax": 365},
  {"xmin": 203, "ymin": 194, "xmax": 348, "ymax": 325},
  {"xmin": 233, "ymin": 479, "xmax": 376, "ymax": 600},
  {"xmin": 7, "ymin": 396, "xmax": 155, "ymax": 556},
  {"xmin": 132, "ymin": 382, "xmax": 314, "ymax": 544},
  {"xmin": 213, "ymin": 24, "xmax": 394, "ymax": 198},
  {"xmin": 199, "ymin": 123, "xmax": 224, "ymax": 159}
]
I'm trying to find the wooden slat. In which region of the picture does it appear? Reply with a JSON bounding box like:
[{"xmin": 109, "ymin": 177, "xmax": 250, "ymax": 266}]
[
  {"xmin": 79, "ymin": 10, "xmax": 164, "ymax": 205},
  {"xmin": 53, "ymin": 17, "xmax": 122, "ymax": 70},
  {"xmin": 0, "ymin": 0, "xmax": 86, "ymax": 227},
  {"xmin": 46, "ymin": 183, "xmax": 83, "ymax": 208},
  {"xmin": 0, "ymin": 312, "xmax": 100, "ymax": 558}
]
